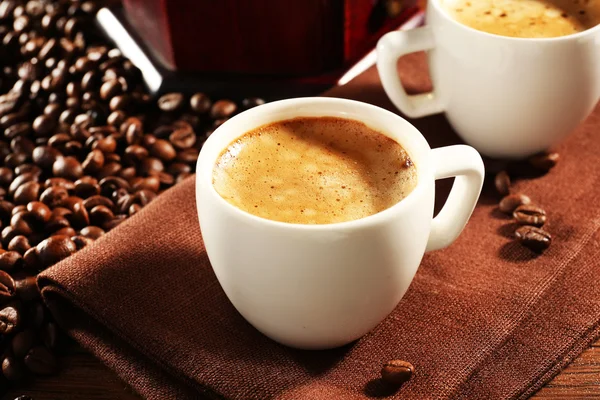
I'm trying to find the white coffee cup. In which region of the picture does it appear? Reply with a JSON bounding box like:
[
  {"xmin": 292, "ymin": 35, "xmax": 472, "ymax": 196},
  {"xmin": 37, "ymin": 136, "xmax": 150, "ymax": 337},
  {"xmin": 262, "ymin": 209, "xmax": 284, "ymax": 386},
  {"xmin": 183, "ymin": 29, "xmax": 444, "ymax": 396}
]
[
  {"xmin": 196, "ymin": 97, "xmax": 484, "ymax": 350},
  {"xmin": 377, "ymin": 0, "xmax": 600, "ymax": 159}
]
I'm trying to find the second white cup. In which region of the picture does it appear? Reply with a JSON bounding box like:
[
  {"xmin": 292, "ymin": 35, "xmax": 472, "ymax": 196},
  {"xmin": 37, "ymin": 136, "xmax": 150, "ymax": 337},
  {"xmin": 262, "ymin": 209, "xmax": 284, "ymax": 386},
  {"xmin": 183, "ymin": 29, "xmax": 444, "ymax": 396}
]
[{"xmin": 377, "ymin": 0, "xmax": 600, "ymax": 159}]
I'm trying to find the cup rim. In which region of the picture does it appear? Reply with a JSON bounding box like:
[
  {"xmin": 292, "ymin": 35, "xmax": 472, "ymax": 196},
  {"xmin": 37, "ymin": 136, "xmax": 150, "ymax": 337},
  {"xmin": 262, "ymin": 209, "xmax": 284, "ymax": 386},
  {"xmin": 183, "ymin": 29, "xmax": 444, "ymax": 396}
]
[
  {"xmin": 431, "ymin": 0, "xmax": 600, "ymax": 42},
  {"xmin": 196, "ymin": 97, "xmax": 432, "ymax": 230}
]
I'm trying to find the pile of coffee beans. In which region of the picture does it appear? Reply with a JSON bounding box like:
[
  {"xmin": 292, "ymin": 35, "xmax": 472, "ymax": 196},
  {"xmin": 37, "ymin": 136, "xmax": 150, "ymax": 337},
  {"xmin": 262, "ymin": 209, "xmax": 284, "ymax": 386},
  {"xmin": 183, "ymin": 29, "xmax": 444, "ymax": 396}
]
[
  {"xmin": 494, "ymin": 152, "xmax": 559, "ymax": 253},
  {"xmin": 0, "ymin": 0, "xmax": 264, "ymax": 391}
]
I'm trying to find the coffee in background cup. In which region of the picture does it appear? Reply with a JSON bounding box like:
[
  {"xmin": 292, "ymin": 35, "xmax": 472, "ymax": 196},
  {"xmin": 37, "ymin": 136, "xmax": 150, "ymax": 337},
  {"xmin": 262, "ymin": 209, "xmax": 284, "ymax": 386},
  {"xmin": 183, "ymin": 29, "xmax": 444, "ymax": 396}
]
[
  {"xmin": 212, "ymin": 117, "xmax": 418, "ymax": 225},
  {"xmin": 440, "ymin": 0, "xmax": 600, "ymax": 38}
]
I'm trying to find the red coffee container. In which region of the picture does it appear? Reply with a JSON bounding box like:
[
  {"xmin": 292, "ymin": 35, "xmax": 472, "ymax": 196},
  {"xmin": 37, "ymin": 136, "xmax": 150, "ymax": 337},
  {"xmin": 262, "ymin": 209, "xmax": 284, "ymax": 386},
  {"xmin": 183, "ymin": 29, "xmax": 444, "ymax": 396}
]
[{"xmin": 121, "ymin": 0, "xmax": 418, "ymax": 77}]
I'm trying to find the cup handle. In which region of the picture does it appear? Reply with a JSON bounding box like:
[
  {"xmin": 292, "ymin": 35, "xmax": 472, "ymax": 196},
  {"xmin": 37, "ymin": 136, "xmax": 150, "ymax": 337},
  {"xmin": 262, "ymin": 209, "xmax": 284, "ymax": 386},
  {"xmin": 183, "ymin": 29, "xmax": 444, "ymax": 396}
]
[
  {"xmin": 377, "ymin": 28, "xmax": 444, "ymax": 118},
  {"xmin": 426, "ymin": 145, "xmax": 485, "ymax": 252}
]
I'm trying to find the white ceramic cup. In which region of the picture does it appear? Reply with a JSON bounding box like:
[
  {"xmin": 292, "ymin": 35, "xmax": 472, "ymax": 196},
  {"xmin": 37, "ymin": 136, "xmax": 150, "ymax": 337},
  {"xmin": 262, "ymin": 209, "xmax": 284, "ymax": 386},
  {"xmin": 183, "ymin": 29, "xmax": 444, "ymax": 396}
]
[
  {"xmin": 196, "ymin": 97, "xmax": 484, "ymax": 350},
  {"xmin": 377, "ymin": 0, "xmax": 600, "ymax": 159}
]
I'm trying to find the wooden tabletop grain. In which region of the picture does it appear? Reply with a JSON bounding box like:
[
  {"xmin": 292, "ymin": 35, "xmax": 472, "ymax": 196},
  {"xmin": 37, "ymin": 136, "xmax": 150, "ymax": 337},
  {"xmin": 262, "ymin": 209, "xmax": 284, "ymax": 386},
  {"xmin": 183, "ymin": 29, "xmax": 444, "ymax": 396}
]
[{"xmin": 4, "ymin": 340, "xmax": 600, "ymax": 399}]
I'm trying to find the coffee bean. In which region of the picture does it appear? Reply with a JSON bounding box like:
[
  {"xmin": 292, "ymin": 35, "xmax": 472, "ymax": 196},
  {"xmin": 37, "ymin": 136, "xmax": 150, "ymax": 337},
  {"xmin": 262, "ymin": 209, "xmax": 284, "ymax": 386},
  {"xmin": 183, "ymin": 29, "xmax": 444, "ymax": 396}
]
[
  {"xmin": 9, "ymin": 173, "xmax": 36, "ymax": 196},
  {"xmin": 36, "ymin": 235, "xmax": 76, "ymax": 268},
  {"xmin": 515, "ymin": 225, "xmax": 551, "ymax": 252},
  {"xmin": 82, "ymin": 148, "xmax": 105, "ymax": 174},
  {"xmin": 8, "ymin": 235, "xmax": 30, "ymax": 254},
  {"xmin": 24, "ymin": 346, "xmax": 57, "ymax": 375},
  {"xmin": 12, "ymin": 328, "xmax": 35, "ymax": 358},
  {"xmin": 529, "ymin": 152, "xmax": 559, "ymax": 172},
  {"xmin": 89, "ymin": 205, "xmax": 113, "ymax": 226},
  {"xmin": 128, "ymin": 203, "xmax": 141, "ymax": 216},
  {"xmin": 99, "ymin": 79, "xmax": 122, "ymax": 100},
  {"xmin": 32, "ymin": 145, "xmax": 61, "ymax": 169},
  {"xmin": 39, "ymin": 186, "xmax": 68, "ymax": 210},
  {"xmin": 0, "ymin": 303, "xmax": 20, "ymax": 334},
  {"xmin": 71, "ymin": 235, "xmax": 94, "ymax": 249},
  {"xmin": 82, "ymin": 195, "xmax": 113, "ymax": 211},
  {"xmin": 2, "ymin": 353, "xmax": 25, "ymax": 381},
  {"xmin": 0, "ymin": 270, "xmax": 16, "ymax": 303},
  {"xmin": 513, "ymin": 204, "xmax": 546, "ymax": 227},
  {"xmin": 169, "ymin": 128, "xmax": 196, "ymax": 150},
  {"xmin": 381, "ymin": 360, "xmax": 414, "ymax": 385},
  {"xmin": 189, "ymin": 93, "xmax": 211, "ymax": 113},
  {"xmin": 210, "ymin": 99, "xmax": 237, "ymax": 119},
  {"xmin": 53, "ymin": 156, "xmax": 83, "ymax": 180},
  {"xmin": 499, "ymin": 193, "xmax": 531, "ymax": 214},
  {"xmin": 150, "ymin": 139, "xmax": 176, "ymax": 161},
  {"xmin": 15, "ymin": 276, "xmax": 39, "ymax": 302},
  {"xmin": 242, "ymin": 97, "xmax": 265, "ymax": 110},
  {"xmin": 92, "ymin": 135, "xmax": 117, "ymax": 153},
  {"xmin": 0, "ymin": 167, "xmax": 14, "ymax": 187},
  {"xmin": 13, "ymin": 181, "xmax": 40, "ymax": 204},
  {"xmin": 22, "ymin": 247, "xmax": 39, "ymax": 271},
  {"xmin": 25, "ymin": 201, "xmax": 51, "ymax": 224},
  {"xmin": 32, "ymin": 114, "xmax": 56, "ymax": 136},
  {"xmin": 0, "ymin": 251, "xmax": 22, "ymax": 272},
  {"xmin": 158, "ymin": 92, "xmax": 184, "ymax": 112},
  {"xmin": 74, "ymin": 176, "xmax": 99, "ymax": 198},
  {"xmin": 79, "ymin": 226, "xmax": 104, "ymax": 240}
]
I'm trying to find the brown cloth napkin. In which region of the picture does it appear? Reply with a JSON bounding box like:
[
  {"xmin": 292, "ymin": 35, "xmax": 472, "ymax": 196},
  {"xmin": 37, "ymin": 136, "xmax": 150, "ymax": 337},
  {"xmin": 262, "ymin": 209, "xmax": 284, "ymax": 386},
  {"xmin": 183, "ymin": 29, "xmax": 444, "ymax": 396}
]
[{"xmin": 38, "ymin": 54, "xmax": 600, "ymax": 399}]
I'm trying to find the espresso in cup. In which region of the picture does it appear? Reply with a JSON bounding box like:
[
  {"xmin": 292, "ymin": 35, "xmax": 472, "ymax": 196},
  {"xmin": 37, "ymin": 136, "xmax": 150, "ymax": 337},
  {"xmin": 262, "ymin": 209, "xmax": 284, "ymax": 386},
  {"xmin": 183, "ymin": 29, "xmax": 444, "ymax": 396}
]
[
  {"xmin": 212, "ymin": 116, "xmax": 417, "ymax": 224},
  {"xmin": 441, "ymin": 0, "xmax": 600, "ymax": 38}
]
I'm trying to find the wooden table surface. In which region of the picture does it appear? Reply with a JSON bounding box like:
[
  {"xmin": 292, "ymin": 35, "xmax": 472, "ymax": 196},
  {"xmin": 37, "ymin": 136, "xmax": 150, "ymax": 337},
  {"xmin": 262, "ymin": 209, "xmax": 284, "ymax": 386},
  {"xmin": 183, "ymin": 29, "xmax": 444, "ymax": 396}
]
[{"xmin": 4, "ymin": 340, "xmax": 600, "ymax": 399}]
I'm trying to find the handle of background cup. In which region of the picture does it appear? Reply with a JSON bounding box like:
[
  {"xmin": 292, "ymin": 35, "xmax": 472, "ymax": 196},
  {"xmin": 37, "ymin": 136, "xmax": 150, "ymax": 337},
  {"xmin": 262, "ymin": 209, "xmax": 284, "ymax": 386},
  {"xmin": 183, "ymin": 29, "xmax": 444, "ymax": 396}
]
[
  {"xmin": 426, "ymin": 145, "xmax": 485, "ymax": 252},
  {"xmin": 377, "ymin": 28, "xmax": 444, "ymax": 118}
]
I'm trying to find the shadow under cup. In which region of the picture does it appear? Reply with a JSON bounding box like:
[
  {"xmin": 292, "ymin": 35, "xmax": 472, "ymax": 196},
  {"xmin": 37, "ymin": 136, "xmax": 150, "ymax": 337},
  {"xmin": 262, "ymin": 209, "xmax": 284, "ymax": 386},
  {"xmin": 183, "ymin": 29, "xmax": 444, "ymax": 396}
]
[{"xmin": 196, "ymin": 97, "xmax": 439, "ymax": 349}]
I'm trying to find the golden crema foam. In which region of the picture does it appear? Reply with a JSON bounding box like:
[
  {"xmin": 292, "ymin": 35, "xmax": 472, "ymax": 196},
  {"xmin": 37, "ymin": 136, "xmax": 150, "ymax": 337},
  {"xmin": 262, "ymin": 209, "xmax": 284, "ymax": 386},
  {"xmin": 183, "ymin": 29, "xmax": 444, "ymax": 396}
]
[
  {"xmin": 212, "ymin": 117, "xmax": 418, "ymax": 225},
  {"xmin": 441, "ymin": 0, "xmax": 600, "ymax": 38}
]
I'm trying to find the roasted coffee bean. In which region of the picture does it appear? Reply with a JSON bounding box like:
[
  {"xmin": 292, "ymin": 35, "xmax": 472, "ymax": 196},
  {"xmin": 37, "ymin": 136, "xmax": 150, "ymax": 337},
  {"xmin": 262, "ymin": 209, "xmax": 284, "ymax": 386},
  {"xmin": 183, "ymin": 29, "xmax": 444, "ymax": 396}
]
[
  {"xmin": 381, "ymin": 360, "xmax": 414, "ymax": 385},
  {"xmin": 24, "ymin": 346, "xmax": 57, "ymax": 375},
  {"xmin": 2, "ymin": 353, "xmax": 25, "ymax": 381},
  {"xmin": 0, "ymin": 270, "xmax": 16, "ymax": 303},
  {"xmin": 167, "ymin": 162, "xmax": 191, "ymax": 176},
  {"xmin": 128, "ymin": 203, "xmax": 141, "ymax": 216},
  {"xmin": 151, "ymin": 171, "xmax": 175, "ymax": 188},
  {"xmin": 210, "ymin": 99, "xmax": 237, "ymax": 119},
  {"xmin": 0, "ymin": 303, "xmax": 20, "ymax": 334},
  {"xmin": 53, "ymin": 156, "xmax": 83, "ymax": 180},
  {"xmin": 45, "ymin": 177, "xmax": 75, "ymax": 191},
  {"xmin": 124, "ymin": 144, "xmax": 148, "ymax": 164},
  {"xmin": 499, "ymin": 193, "xmax": 531, "ymax": 214},
  {"xmin": 158, "ymin": 92, "xmax": 184, "ymax": 112},
  {"xmin": 89, "ymin": 205, "xmax": 114, "ymax": 226},
  {"xmin": 11, "ymin": 136, "xmax": 35, "ymax": 156},
  {"xmin": 74, "ymin": 176, "xmax": 99, "ymax": 198},
  {"xmin": 12, "ymin": 328, "xmax": 36, "ymax": 358},
  {"xmin": 27, "ymin": 301, "xmax": 45, "ymax": 330},
  {"xmin": 22, "ymin": 247, "xmax": 39, "ymax": 271},
  {"xmin": 25, "ymin": 201, "xmax": 51, "ymax": 224},
  {"xmin": 242, "ymin": 97, "xmax": 265, "ymax": 110},
  {"xmin": 169, "ymin": 128, "xmax": 196, "ymax": 150},
  {"xmin": 529, "ymin": 152, "xmax": 559, "ymax": 172},
  {"xmin": 0, "ymin": 167, "xmax": 14, "ymax": 187},
  {"xmin": 41, "ymin": 321, "xmax": 59, "ymax": 350},
  {"xmin": 107, "ymin": 110, "xmax": 126, "ymax": 127},
  {"xmin": 14, "ymin": 163, "xmax": 40, "ymax": 177},
  {"xmin": 9, "ymin": 173, "xmax": 36, "ymax": 196},
  {"xmin": 103, "ymin": 214, "xmax": 126, "ymax": 231},
  {"xmin": 69, "ymin": 201, "xmax": 89, "ymax": 228},
  {"xmin": 82, "ymin": 148, "xmax": 104, "ymax": 174},
  {"xmin": 13, "ymin": 181, "xmax": 40, "ymax": 204},
  {"xmin": 515, "ymin": 225, "xmax": 552, "ymax": 253},
  {"xmin": 99, "ymin": 79, "xmax": 122, "ymax": 100},
  {"xmin": 40, "ymin": 186, "xmax": 69, "ymax": 208},
  {"xmin": 8, "ymin": 235, "xmax": 30, "ymax": 254},
  {"xmin": 15, "ymin": 276, "xmax": 39, "ymax": 302},
  {"xmin": 0, "ymin": 251, "xmax": 22, "ymax": 272},
  {"xmin": 82, "ymin": 195, "xmax": 113, "ymax": 211},
  {"xmin": 92, "ymin": 135, "xmax": 117, "ymax": 153},
  {"xmin": 79, "ymin": 226, "xmax": 104, "ymax": 240},
  {"xmin": 36, "ymin": 235, "xmax": 76, "ymax": 268},
  {"xmin": 32, "ymin": 114, "xmax": 56, "ymax": 136},
  {"xmin": 150, "ymin": 139, "xmax": 176, "ymax": 161},
  {"xmin": 513, "ymin": 204, "xmax": 547, "ymax": 227},
  {"xmin": 189, "ymin": 92, "xmax": 211, "ymax": 114},
  {"xmin": 176, "ymin": 148, "xmax": 199, "ymax": 164},
  {"xmin": 132, "ymin": 176, "xmax": 160, "ymax": 193},
  {"xmin": 71, "ymin": 235, "xmax": 94, "ymax": 249},
  {"xmin": 134, "ymin": 189, "xmax": 157, "ymax": 206}
]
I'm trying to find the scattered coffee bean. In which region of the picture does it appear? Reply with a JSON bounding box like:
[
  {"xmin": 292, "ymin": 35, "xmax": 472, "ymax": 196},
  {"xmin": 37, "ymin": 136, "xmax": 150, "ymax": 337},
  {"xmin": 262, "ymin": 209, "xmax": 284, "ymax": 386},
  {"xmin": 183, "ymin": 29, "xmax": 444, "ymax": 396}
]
[
  {"xmin": 528, "ymin": 152, "xmax": 559, "ymax": 172},
  {"xmin": 2, "ymin": 353, "xmax": 25, "ymax": 381},
  {"xmin": 24, "ymin": 346, "xmax": 57, "ymax": 375},
  {"xmin": 157, "ymin": 92, "xmax": 184, "ymax": 112},
  {"xmin": 494, "ymin": 171, "xmax": 510, "ymax": 196},
  {"xmin": 15, "ymin": 276, "xmax": 39, "ymax": 302},
  {"xmin": 0, "ymin": 303, "xmax": 20, "ymax": 335},
  {"xmin": 0, "ymin": 270, "xmax": 16, "ymax": 303},
  {"xmin": 513, "ymin": 204, "xmax": 547, "ymax": 227},
  {"xmin": 381, "ymin": 360, "xmax": 414, "ymax": 385},
  {"xmin": 499, "ymin": 193, "xmax": 531, "ymax": 214},
  {"xmin": 515, "ymin": 225, "xmax": 552, "ymax": 252},
  {"xmin": 210, "ymin": 99, "xmax": 237, "ymax": 119}
]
